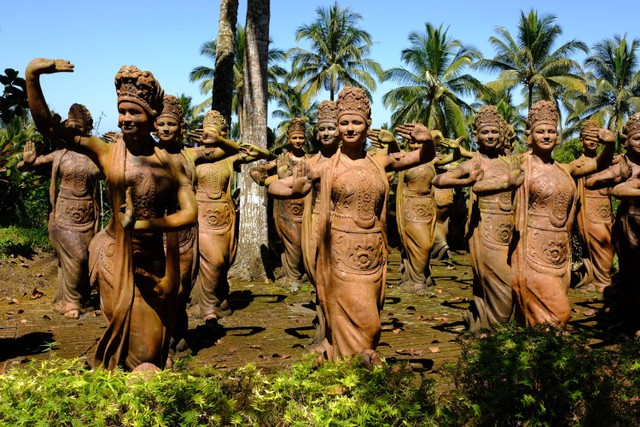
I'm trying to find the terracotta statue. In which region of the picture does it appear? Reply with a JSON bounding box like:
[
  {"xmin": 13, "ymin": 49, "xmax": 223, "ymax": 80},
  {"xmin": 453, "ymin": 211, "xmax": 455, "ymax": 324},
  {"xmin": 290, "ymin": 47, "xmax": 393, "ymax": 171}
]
[
  {"xmin": 483, "ymin": 100, "xmax": 614, "ymax": 328},
  {"xmin": 268, "ymin": 87, "xmax": 436, "ymax": 361},
  {"xmin": 251, "ymin": 118, "xmax": 309, "ymax": 292},
  {"xmin": 26, "ymin": 58, "xmax": 198, "ymax": 371},
  {"xmin": 154, "ymin": 94, "xmax": 198, "ymax": 355},
  {"xmin": 302, "ymin": 100, "xmax": 339, "ymax": 345},
  {"xmin": 190, "ymin": 110, "xmax": 270, "ymax": 326},
  {"xmin": 585, "ymin": 113, "xmax": 640, "ymax": 334},
  {"xmin": 17, "ymin": 104, "xmax": 102, "ymax": 319},
  {"xmin": 573, "ymin": 119, "xmax": 615, "ymax": 293},
  {"xmin": 434, "ymin": 106, "xmax": 517, "ymax": 330},
  {"xmin": 395, "ymin": 131, "xmax": 465, "ymax": 294}
]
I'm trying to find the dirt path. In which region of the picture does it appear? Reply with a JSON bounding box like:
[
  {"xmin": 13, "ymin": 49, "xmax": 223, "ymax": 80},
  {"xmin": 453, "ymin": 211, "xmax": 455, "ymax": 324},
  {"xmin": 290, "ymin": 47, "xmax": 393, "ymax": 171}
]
[{"xmin": 0, "ymin": 249, "xmax": 602, "ymax": 375}]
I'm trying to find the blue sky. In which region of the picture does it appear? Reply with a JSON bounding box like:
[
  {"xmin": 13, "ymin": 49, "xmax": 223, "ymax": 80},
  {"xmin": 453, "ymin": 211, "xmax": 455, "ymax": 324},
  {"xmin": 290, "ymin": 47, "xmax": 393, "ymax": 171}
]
[{"xmin": 2, "ymin": 0, "xmax": 638, "ymax": 135}]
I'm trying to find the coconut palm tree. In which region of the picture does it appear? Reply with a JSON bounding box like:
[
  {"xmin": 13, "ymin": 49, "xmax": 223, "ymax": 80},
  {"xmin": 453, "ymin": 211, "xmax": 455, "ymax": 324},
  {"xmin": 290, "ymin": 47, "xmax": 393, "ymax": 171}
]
[
  {"xmin": 382, "ymin": 23, "xmax": 484, "ymax": 138},
  {"xmin": 579, "ymin": 34, "xmax": 640, "ymax": 134},
  {"xmin": 286, "ymin": 2, "xmax": 383, "ymax": 104},
  {"xmin": 189, "ymin": 26, "xmax": 286, "ymax": 132},
  {"xmin": 477, "ymin": 9, "xmax": 588, "ymax": 110},
  {"xmin": 269, "ymin": 82, "xmax": 319, "ymax": 149}
]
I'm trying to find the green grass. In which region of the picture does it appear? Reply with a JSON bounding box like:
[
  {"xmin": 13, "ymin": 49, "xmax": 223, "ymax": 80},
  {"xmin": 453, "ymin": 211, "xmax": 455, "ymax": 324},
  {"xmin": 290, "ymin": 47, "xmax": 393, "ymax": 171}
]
[{"xmin": 0, "ymin": 225, "xmax": 50, "ymax": 258}]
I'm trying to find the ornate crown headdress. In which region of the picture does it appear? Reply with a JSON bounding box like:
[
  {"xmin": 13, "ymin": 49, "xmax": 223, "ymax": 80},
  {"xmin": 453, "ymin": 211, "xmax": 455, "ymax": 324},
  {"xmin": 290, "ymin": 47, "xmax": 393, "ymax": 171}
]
[
  {"xmin": 621, "ymin": 113, "xmax": 640, "ymax": 141},
  {"xmin": 159, "ymin": 94, "xmax": 184, "ymax": 122},
  {"xmin": 473, "ymin": 106, "xmax": 506, "ymax": 134},
  {"xmin": 66, "ymin": 103, "xmax": 93, "ymax": 134},
  {"xmin": 203, "ymin": 110, "xmax": 228, "ymax": 137},
  {"xmin": 337, "ymin": 86, "xmax": 371, "ymax": 124},
  {"xmin": 114, "ymin": 65, "xmax": 164, "ymax": 118},
  {"xmin": 526, "ymin": 100, "xmax": 558, "ymax": 130},
  {"xmin": 317, "ymin": 100, "xmax": 337, "ymax": 124},
  {"xmin": 579, "ymin": 119, "xmax": 599, "ymax": 139},
  {"xmin": 287, "ymin": 118, "xmax": 307, "ymax": 136}
]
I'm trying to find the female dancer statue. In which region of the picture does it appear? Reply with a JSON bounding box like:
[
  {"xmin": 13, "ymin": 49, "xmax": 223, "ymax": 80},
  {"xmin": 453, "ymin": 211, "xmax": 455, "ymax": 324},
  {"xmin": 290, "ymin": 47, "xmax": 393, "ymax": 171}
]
[
  {"xmin": 17, "ymin": 103, "xmax": 102, "ymax": 319},
  {"xmin": 269, "ymin": 87, "xmax": 436, "ymax": 361},
  {"xmin": 26, "ymin": 58, "xmax": 197, "ymax": 371}
]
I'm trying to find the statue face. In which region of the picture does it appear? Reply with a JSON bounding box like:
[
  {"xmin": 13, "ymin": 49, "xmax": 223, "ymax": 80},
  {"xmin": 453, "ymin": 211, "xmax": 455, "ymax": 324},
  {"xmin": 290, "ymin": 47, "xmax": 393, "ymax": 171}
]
[
  {"xmin": 156, "ymin": 115, "xmax": 181, "ymax": 146},
  {"xmin": 338, "ymin": 114, "xmax": 368, "ymax": 148},
  {"xmin": 118, "ymin": 101, "xmax": 151, "ymax": 136},
  {"xmin": 477, "ymin": 125, "xmax": 501, "ymax": 150},
  {"xmin": 317, "ymin": 121, "xmax": 337, "ymax": 146},
  {"xmin": 627, "ymin": 131, "xmax": 640, "ymax": 155},
  {"xmin": 529, "ymin": 123, "xmax": 558, "ymax": 154},
  {"xmin": 288, "ymin": 132, "xmax": 306, "ymax": 150},
  {"xmin": 581, "ymin": 131, "xmax": 599, "ymax": 153},
  {"xmin": 408, "ymin": 139, "xmax": 422, "ymax": 152},
  {"xmin": 65, "ymin": 118, "xmax": 88, "ymax": 135}
]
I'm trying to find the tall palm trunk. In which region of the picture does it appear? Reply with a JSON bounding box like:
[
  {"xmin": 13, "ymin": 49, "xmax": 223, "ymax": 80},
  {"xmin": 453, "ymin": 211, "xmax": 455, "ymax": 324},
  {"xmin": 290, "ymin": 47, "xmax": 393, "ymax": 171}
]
[
  {"xmin": 212, "ymin": 0, "xmax": 238, "ymax": 127},
  {"xmin": 231, "ymin": 0, "xmax": 270, "ymax": 280}
]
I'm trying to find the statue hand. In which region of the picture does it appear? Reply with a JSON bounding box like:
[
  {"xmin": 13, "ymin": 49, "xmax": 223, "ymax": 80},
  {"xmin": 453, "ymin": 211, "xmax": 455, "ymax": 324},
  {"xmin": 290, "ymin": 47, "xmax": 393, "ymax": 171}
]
[
  {"xmin": 250, "ymin": 165, "xmax": 268, "ymax": 186},
  {"xmin": 598, "ymin": 128, "xmax": 615, "ymax": 144},
  {"xmin": 26, "ymin": 58, "xmax": 74, "ymax": 76},
  {"xmin": 187, "ymin": 128, "xmax": 204, "ymax": 144},
  {"xmin": 508, "ymin": 156, "xmax": 524, "ymax": 187},
  {"xmin": 119, "ymin": 187, "xmax": 135, "ymax": 230},
  {"xmin": 291, "ymin": 161, "xmax": 312, "ymax": 195},
  {"xmin": 102, "ymin": 131, "xmax": 121, "ymax": 144},
  {"xmin": 200, "ymin": 127, "xmax": 222, "ymax": 145},
  {"xmin": 377, "ymin": 129, "xmax": 396, "ymax": 145},
  {"xmin": 240, "ymin": 143, "xmax": 269, "ymax": 159},
  {"xmin": 395, "ymin": 123, "xmax": 432, "ymax": 144},
  {"xmin": 469, "ymin": 162, "xmax": 484, "ymax": 182},
  {"xmin": 22, "ymin": 141, "xmax": 37, "ymax": 165}
]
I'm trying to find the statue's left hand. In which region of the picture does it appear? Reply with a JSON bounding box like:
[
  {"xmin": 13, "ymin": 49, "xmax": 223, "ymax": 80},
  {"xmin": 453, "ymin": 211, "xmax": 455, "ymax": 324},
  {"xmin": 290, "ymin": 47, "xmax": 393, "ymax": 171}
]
[
  {"xmin": 120, "ymin": 187, "xmax": 135, "ymax": 230},
  {"xmin": 598, "ymin": 128, "xmax": 615, "ymax": 144},
  {"xmin": 395, "ymin": 123, "xmax": 433, "ymax": 144},
  {"xmin": 27, "ymin": 58, "xmax": 74, "ymax": 75}
]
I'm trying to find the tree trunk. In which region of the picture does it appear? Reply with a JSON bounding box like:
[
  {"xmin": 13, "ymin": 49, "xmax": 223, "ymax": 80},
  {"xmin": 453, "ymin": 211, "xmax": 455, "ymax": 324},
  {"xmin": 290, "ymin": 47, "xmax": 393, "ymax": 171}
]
[
  {"xmin": 212, "ymin": 0, "xmax": 238, "ymax": 127},
  {"xmin": 230, "ymin": 0, "xmax": 270, "ymax": 280}
]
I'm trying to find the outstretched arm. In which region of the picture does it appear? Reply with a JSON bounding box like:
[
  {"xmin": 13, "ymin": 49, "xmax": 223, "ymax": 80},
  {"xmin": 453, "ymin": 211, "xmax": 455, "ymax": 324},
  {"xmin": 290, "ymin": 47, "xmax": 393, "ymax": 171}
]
[
  {"xmin": 26, "ymin": 58, "xmax": 73, "ymax": 140},
  {"xmin": 25, "ymin": 58, "xmax": 107, "ymax": 160},
  {"xmin": 585, "ymin": 161, "xmax": 628, "ymax": 189},
  {"xmin": 267, "ymin": 162, "xmax": 314, "ymax": 199},
  {"xmin": 435, "ymin": 136, "xmax": 466, "ymax": 166},
  {"xmin": 129, "ymin": 161, "xmax": 198, "ymax": 232},
  {"xmin": 611, "ymin": 178, "xmax": 640, "ymax": 199},
  {"xmin": 379, "ymin": 123, "xmax": 435, "ymax": 171},
  {"xmin": 472, "ymin": 155, "xmax": 523, "ymax": 195},
  {"xmin": 433, "ymin": 160, "xmax": 480, "ymax": 189},
  {"xmin": 368, "ymin": 128, "xmax": 401, "ymax": 154},
  {"xmin": 16, "ymin": 141, "xmax": 56, "ymax": 171}
]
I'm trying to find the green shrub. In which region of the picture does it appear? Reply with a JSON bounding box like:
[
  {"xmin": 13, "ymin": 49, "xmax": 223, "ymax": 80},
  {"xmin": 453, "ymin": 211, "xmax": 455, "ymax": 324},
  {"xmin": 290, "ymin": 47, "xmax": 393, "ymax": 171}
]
[
  {"xmin": 0, "ymin": 225, "xmax": 50, "ymax": 258},
  {"xmin": 445, "ymin": 323, "xmax": 611, "ymax": 426},
  {"xmin": 0, "ymin": 356, "xmax": 438, "ymax": 426}
]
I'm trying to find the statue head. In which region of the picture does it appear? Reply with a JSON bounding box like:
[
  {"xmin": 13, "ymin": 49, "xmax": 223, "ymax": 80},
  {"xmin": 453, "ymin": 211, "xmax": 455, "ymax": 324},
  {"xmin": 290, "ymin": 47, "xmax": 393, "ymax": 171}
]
[
  {"xmin": 316, "ymin": 100, "xmax": 338, "ymax": 147},
  {"xmin": 579, "ymin": 119, "xmax": 600, "ymax": 153},
  {"xmin": 473, "ymin": 106, "xmax": 506, "ymax": 152},
  {"xmin": 525, "ymin": 100, "xmax": 559, "ymax": 152},
  {"xmin": 526, "ymin": 100, "xmax": 558, "ymax": 131},
  {"xmin": 286, "ymin": 118, "xmax": 307, "ymax": 151},
  {"xmin": 114, "ymin": 65, "xmax": 164, "ymax": 119},
  {"xmin": 622, "ymin": 113, "xmax": 640, "ymax": 147},
  {"xmin": 65, "ymin": 103, "xmax": 93, "ymax": 136},
  {"xmin": 203, "ymin": 110, "xmax": 229, "ymax": 138},
  {"xmin": 337, "ymin": 87, "xmax": 371, "ymax": 126},
  {"xmin": 156, "ymin": 94, "xmax": 186, "ymax": 148}
]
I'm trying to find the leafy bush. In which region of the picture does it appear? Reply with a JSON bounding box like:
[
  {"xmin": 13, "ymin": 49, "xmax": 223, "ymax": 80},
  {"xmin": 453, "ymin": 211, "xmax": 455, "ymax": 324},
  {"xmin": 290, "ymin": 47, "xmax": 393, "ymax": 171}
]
[
  {"xmin": 0, "ymin": 225, "xmax": 50, "ymax": 258},
  {"xmin": 445, "ymin": 322, "xmax": 627, "ymax": 426},
  {"xmin": 0, "ymin": 356, "xmax": 438, "ymax": 427}
]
